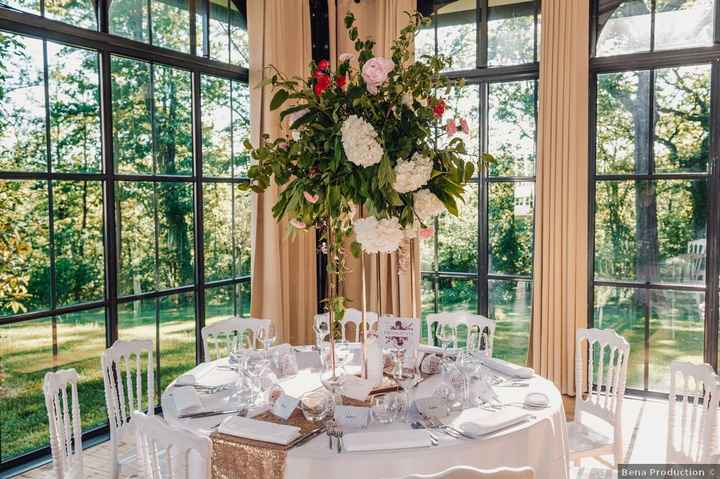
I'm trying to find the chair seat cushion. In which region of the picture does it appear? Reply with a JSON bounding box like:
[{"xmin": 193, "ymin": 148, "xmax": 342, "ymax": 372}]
[{"xmin": 567, "ymin": 421, "xmax": 613, "ymax": 454}]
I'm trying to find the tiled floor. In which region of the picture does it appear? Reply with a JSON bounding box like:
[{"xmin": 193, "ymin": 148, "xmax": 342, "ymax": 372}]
[{"xmin": 14, "ymin": 395, "xmax": 669, "ymax": 478}]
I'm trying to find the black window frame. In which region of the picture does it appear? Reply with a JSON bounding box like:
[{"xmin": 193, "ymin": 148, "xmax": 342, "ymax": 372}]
[
  {"xmin": 589, "ymin": 0, "xmax": 720, "ymax": 397},
  {"xmin": 0, "ymin": 0, "xmax": 250, "ymax": 471}
]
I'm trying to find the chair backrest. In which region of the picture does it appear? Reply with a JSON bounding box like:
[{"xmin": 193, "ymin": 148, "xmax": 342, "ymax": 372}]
[
  {"xmin": 667, "ymin": 361, "xmax": 719, "ymax": 464},
  {"xmin": 340, "ymin": 308, "xmax": 380, "ymax": 342},
  {"xmin": 201, "ymin": 317, "xmax": 270, "ymax": 361},
  {"xmin": 425, "ymin": 312, "xmax": 496, "ymax": 354},
  {"xmin": 574, "ymin": 328, "xmax": 630, "ymax": 430},
  {"xmin": 465, "ymin": 314, "xmax": 496, "ymax": 356},
  {"xmin": 43, "ymin": 369, "xmax": 83, "ymax": 479},
  {"xmin": 425, "ymin": 311, "xmax": 465, "ymax": 348},
  {"xmin": 400, "ymin": 466, "xmax": 535, "ymax": 479},
  {"xmin": 101, "ymin": 339, "xmax": 155, "ymax": 443},
  {"xmin": 134, "ymin": 412, "xmax": 211, "ymax": 479}
]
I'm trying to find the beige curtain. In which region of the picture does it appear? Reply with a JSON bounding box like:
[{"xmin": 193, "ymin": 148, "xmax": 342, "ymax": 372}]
[
  {"xmin": 530, "ymin": 0, "xmax": 590, "ymax": 395},
  {"xmin": 328, "ymin": 0, "xmax": 421, "ymax": 318},
  {"xmin": 247, "ymin": 0, "xmax": 317, "ymax": 346}
]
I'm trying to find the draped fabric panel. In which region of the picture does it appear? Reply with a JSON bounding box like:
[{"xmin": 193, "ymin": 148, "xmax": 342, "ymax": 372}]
[
  {"xmin": 328, "ymin": 0, "xmax": 422, "ymax": 318},
  {"xmin": 247, "ymin": 0, "xmax": 317, "ymax": 346},
  {"xmin": 530, "ymin": 0, "xmax": 590, "ymax": 395}
]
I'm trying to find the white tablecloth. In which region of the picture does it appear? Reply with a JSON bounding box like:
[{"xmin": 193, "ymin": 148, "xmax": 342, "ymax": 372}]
[{"xmin": 161, "ymin": 348, "xmax": 569, "ymax": 479}]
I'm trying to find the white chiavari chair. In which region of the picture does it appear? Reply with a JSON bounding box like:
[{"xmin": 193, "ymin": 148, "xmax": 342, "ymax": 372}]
[
  {"xmin": 425, "ymin": 311, "xmax": 465, "ymax": 349},
  {"xmin": 43, "ymin": 369, "xmax": 84, "ymax": 479},
  {"xmin": 569, "ymin": 328, "xmax": 630, "ymax": 466},
  {"xmin": 201, "ymin": 317, "xmax": 270, "ymax": 361},
  {"xmin": 101, "ymin": 339, "xmax": 156, "ymax": 479},
  {"xmin": 398, "ymin": 466, "xmax": 535, "ymax": 479},
  {"xmin": 465, "ymin": 314, "xmax": 496, "ymax": 356},
  {"xmin": 667, "ymin": 360, "xmax": 719, "ymax": 464},
  {"xmin": 340, "ymin": 308, "xmax": 379, "ymax": 342},
  {"xmin": 133, "ymin": 412, "xmax": 211, "ymax": 479}
]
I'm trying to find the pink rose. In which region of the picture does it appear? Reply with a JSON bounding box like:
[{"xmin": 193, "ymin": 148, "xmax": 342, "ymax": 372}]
[
  {"xmin": 279, "ymin": 142, "xmax": 289, "ymax": 150},
  {"xmin": 419, "ymin": 227, "xmax": 434, "ymax": 240},
  {"xmin": 446, "ymin": 119, "xmax": 457, "ymax": 137},
  {"xmin": 303, "ymin": 191, "xmax": 319, "ymax": 204},
  {"xmin": 290, "ymin": 219, "xmax": 307, "ymax": 230},
  {"xmin": 361, "ymin": 57, "xmax": 394, "ymax": 95},
  {"xmin": 460, "ymin": 118, "xmax": 470, "ymax": 135}
]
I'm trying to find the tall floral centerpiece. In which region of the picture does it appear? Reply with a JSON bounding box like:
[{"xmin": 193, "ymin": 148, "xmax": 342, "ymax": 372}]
[{"xmin": 244, "ymin": 12, "xmax": 489, "ymax": 376}]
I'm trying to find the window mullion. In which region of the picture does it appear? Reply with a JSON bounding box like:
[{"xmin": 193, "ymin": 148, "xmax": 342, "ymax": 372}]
[
  {"xmin": 478, "ymin": 81, "xmax": 489, "ymax": 316},
  {"xmin": 192, "ymin": 70, "xmax": 206, "ymax": 363}
]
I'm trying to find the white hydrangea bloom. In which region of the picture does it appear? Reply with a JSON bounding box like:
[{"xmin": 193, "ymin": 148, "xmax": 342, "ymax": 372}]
[
  {"xmin": 341, "ymin": 115, "xmax": 384, "ymax": 168},
  {"xmin": 393, "ymin": 153, "xmax": 433, "ymax": 194},
  {"xmin": 414, "ymin": 189, "xmax": 446, "ymax": 221},
  {"xmin": 354, "ymin": 216, "xmax": 405, "ymax": 254}
]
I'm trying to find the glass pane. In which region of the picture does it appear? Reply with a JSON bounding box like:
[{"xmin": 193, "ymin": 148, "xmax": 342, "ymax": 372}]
[
  {"xmin": 440, "ymin": 84, "xmax": 479, "ymax": 160},
  {"xmin": 438, "ymin": 184, "xmax": 478, "ymax": 273},
  {"xmin": 152, "ymin": 0, "xmax": 190, "ymax": 53},
  {"xmin": 196, "ymin": 0, "xmax": 207, "ymax": 55},
  {"xmin": 209, "ymin": 0, "xmax": 230, "ymax": 64},
  {"xmin": 0, "ymin": 308, "xmax": 106, "ymax": 461},
  {"xmin": 235, "ymin": 186, "xmax": 252, "ymax": 277},
  {"xmin": 594, "ymin": 180, "xmax": 708, "ymax": 285},
  {"xmin": 489, "ymin": 279, "xmax": 531, "ymax": 366},
  {"xmin": 111, "ymin": 57, "xmax": 153, "ymax": 174},
  {"xmin": 0, "ymin": 33, "xmax": 46, "ymax": 172},
  {"xmin": 45, "ymin": 0, "xmax": 96, "ymax": 29},
  {"xmin": 110, "ymin": 0, "xmax": 149, "ymax": 43},
  {"xmin": 596, "ymin": 71, "xmax": 651, "ymax": 175},
  {"xmin": 205, "ymin": 285, "xmax": 236, "ymax": 328},
  {"xmin": 231, "ymin": 81, "xmax": 251, "ymax": 177},
  {"xmin": 202, "ymin": 76, "xmax": 232, "ymax": 177},
  {"xmin": 229, "ymin": 1, "xmax": 248, "ymax": 67},
  {"xmin": 654, "ymin": 65, "xmax": 710, "ymax": 173},
  {"xmin": 649, "ymin": 290, "xmax": 704, "ymax": 392},
  {"xmin": 438, "ymin": 277, "xmax": 477, "ymax": 314},
  {"xmin": 655, "ymin": 0, "xmax": 713, "ymax": 51},
  {"xmin": 204, "ymin": 182, "xmax": 233, "ymax": 281},
  {"xmin": 421, "ymin": 275, "xmax": 435, "ymax": 345},
  {"xmin": 3, "ymin": 0, "xmax": 39, "ymax": 14},
  {"xmin": 415, "ymin": 17, "xmax": 435, "ymax": 60},
  {"xmin": 488, "ymin": 80, "xmax": 536, "ymax": 177},
  {"xmin": 596, "ymin": 0, "xmax": 651, "ymax": 57},
  {"xmin": 436, "ymin": 0, "xmax": 477, "ymax": 72},
  {"xmin": 489, "ymin": 182, "xmax": 534, "ymax": 276},
  {"xmin": 421, "ymin": 220, "xmax": 436, "ymax": 272},
  {"xmin": 487, "ymin": 0, "xmax": 535, "ymax": 67},
  {"xmin": 53, "ymin": 180, "xmax": 104, "ymax": 306},
  {"xmin": 593, "ymin": 286, "xmax": 645, "ymax": 389},
  {"xmin": 48, "ymin": 43, "xmax": 102, "ymax": 173},
  {"xmin": 117, "ymin": 181, "xmax": 155, "ymax": 296},
  {"xmin": 0, "ymin": 180, "xmax": 49, "ymax": 317},
  {"xmin": 159, "ymin": 292, "xmax": 195, "ymax": 391},
  {"xmin": 236, "ymin": 280, "xmax": 251, "ymax": 316},
  {"xmin": 154, "ymin": 65, "xmax": 193, "ymax": 176},
  {"xmin": 157, "ymin": 182, "xmax": 194, "ymax": 290}
]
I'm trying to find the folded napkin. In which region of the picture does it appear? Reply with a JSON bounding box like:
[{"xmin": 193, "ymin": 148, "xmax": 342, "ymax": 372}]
[
  {"xmin": 480, "ymin": 357, "xmax": 534, "ymax": 379},
  {"xmin": 343, "ymin": 430, "xmax": 432, "ymax": 452},
  {"xmin": 176, "ymin": 362, "xmax": 215, "ymax": 386},
  {"xmin": 341, "ymin": 375, "xmax": 374, "ymax": 401},
  {"xmin": 218, "ymin": 416, "xmax": 301, "ymax": 445},
  {"xmin": 173, "ymin": 387, "xmax": 203, "ymax": 415},
  {"xmin": 453, "ymin": 408, "xmax": 530, "ymax": 437}
]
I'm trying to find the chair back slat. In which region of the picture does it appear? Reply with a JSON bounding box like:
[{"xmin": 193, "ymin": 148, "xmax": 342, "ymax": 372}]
[
  {"xmin": 425, "ymin": 312, "xmax": 496, "ymax": 356},
  {"xmin": 201, "ymin": 317, "xmax": 270, "ymax": 361},
  {"xmin": 340, "ymin": 308, "xmax": 380, "ymax": 342},
  {"xmin": 667, "ymin": 361, "xmax": 718, "ymax": 464},
  {"xmin": 44, "ymin": 368, "xmax": 84, "ymax": 479},
  {"xmin": 134, "ymin": 412, "xmax": 211, "ymax": 479}
]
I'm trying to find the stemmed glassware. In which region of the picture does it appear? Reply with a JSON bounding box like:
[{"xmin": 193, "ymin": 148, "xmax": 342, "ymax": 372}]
[
  {"xmin": 456, "ymin": 351, "xmax": 481, "ymax": 407},
  {"xmin": 313, "ymin": 317, "xmax": 329, "ymax": 350},
  {"xmin": 436, "ymin": 323, "xmax": 457, "ymax": 359},
  {"xmin": 244, "ymin": 350, "xmax": 271, "ymax": 405},
  {"xmin": 392, "ymin": 351, "xmax": 419, "ymax": 422},
  {"xmin": 257, "ymin": 323, "xmax": 277, "ymax": 356}
]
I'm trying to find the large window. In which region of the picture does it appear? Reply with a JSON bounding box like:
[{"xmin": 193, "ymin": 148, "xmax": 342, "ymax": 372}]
[
  {"xmin": 590, "ymin": 0, "xmax": 719, "ymax": 394},
  {"xmin": 417, "ymin": 0, "xmax": 539, "ymax": 365},
  {"xmin": 0, "ymin": 0, "xmax": 250, "ymax": 468}
]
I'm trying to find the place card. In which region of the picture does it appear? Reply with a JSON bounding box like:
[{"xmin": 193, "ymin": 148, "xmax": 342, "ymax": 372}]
[
  {"xmin": 415, "ymin": 397, "xmax": 450, "ymax": 418},
  {"xmin": 334, "ymin": 405, "xmax": 369, "ymax": 429},
  {"xmin": 272, "ymin": 394, "xmax": 299, "ymax": 420}
]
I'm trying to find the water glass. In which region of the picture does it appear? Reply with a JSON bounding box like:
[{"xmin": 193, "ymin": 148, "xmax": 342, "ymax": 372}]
[
  {"xmin": 300, "ymin": 389, "xmax": 334, "ymax": 422},
  {"xmin": 436, "ymin": 323, "xmax": 457, "ymax": 357},
  {"xmin": 371, "ymin": 394, "xmax": 400, "ymax": 425},
  {"xmin": 313, "ymin": 317, "xmax": 329, "ymax": 349},
  {"xmin": 258, "ymin": 323, "xmax": 277, "ymax": 353}
]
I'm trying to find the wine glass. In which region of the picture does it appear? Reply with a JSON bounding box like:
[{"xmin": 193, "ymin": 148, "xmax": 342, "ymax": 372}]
[
  {"xmin": 392, "ymin": 352, "xmax": 419, "ymax": 422},
  {"xmin": 229, "ymin": 333, "xmax": 251, "ymax": 370},
  {"xmin": 320, "ymin": 360, "xmax": 346, "ymax": 405},
  {"xmin": 258, "ymin": 323, "xmax": 277, "ymax": 354},
  {"xmin": 313, "ymin": 317, "xmax": 329, "ymax": 349},
  {"xmin": 245, "ymin": 350, "xmax": 270, "ymax": 405},
  {"xmin": 436, "ymin": 323, "xmax": 457, "ymax": 358},
  {"xmin": 456, "ymin": 351, "xmax": 481, "ymax": 407}
]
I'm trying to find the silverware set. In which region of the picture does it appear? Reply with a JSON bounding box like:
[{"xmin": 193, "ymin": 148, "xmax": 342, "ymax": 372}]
[
  {"xmin": 178, "ymin": 407, "xmax": 247, "ymax": 420},
  {"xmin": 174, "ymin": 383, "xmax": 231, "ymax": 394},
  {"xmin": 326, "ymin": 420, "xmax": 344, "ymax": 453},
  {"xmin": 419, "ymin": 414, "xmax": 474, "ymax": 440},
  {"xmin": 410, "ymin": 422, "xmax": 439, "ymax": 446}
]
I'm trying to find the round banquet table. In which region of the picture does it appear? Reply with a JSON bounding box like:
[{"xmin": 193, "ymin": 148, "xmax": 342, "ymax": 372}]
[{"xmin": 161, "ymin": 347, "xmax": 569, "ymax": 479}]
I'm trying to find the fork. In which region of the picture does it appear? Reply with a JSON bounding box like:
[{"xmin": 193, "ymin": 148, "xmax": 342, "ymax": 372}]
[{"xmin": 424, "ymin": 416, "xmax": 473, "ymax": 440}]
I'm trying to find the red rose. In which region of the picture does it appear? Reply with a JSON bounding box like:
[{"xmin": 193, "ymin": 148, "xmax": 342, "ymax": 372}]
[
  {"xmin": 313, "ymin": 69, "xmax": 325, "ymax": 79},
  {"xmin": 335, "ymin": 75, "xmax": 347, "ymax": 89},
  {"xmin": 314, "ymin": 74, "xmax": 331, "ymax": 96},
  {"xmin": 433, "ymin": 100, "xmax": 446, "ymax": 118},
  {"xmin": 318, "ymin": 59, "xmax": 330, "ymax": 71}
]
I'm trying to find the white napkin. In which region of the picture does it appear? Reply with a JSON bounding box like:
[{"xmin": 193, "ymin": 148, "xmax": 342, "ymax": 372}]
[
  {"xmin": 218, "ymin": 416, "xmax": 301, "ymax": 445},
  {"xmin": 343, "ymin": 430, "xmax": 432, "ymax": 452},
  {"xmin": 173, "ymin": 388, "xmax": 203, "ymax": 415},
  {"xmin": 452, "ymin": 407, "xmax": 530, "ymax": 437},
  {"xmin": 341, "ymin": 375, "xmax": 374, "ymax": 401},
  {"xmin": 480, "ymin": 357, "xmax": 534, "ymax": 379},
  {"xmin": 176, "ymin": 362, "xmax": 215, "ymax": 386}
]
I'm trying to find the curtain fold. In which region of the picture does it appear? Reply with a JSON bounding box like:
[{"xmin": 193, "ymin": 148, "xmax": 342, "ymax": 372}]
[
  {"xmin": 247, "ymin": 0, "xmax": 317, "ymax": 346},
  {"xmin": 328, "ymin": 0, "xmax": 421, "ymax": 318},
  {"xmin": 530, "ymin": 0, "xmax": 589, "ymax": 395}
]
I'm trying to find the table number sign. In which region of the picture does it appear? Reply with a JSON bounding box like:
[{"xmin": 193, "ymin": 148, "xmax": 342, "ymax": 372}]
[
  {"xmin": 378, "ymin": 316, "xmax": 420, "ymax": 358},
  {"xmin": 272, "ymin": 394, "xmax": 300, "ymax": 420}
]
